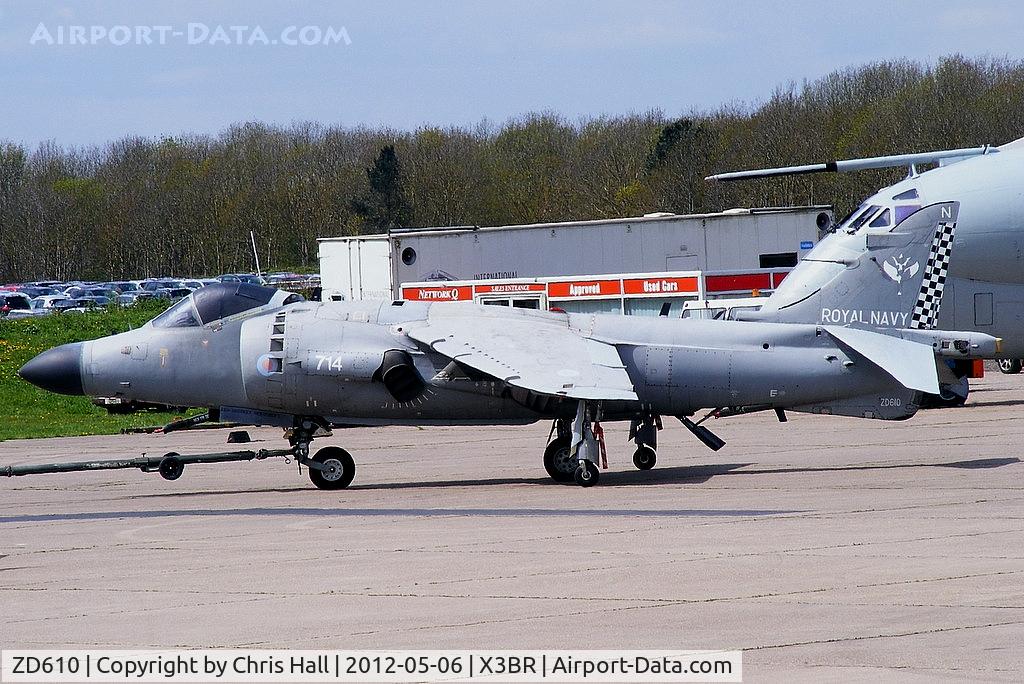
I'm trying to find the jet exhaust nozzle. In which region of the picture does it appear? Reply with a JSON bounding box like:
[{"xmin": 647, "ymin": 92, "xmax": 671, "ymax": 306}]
[
  {"xmin": 18, "ymin": 342, "xmax": 85, "ymax": 395},
  {"xmin": 377, "ymin": 350, "xmax": 424, "ymax": 403}
]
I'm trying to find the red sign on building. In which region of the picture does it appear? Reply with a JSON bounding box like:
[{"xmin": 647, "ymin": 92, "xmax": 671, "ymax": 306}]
[
  {"xmin": 402, "ymin": 286, "xmax": 474, "ymax": 301},
  {"xmin": 474, "ymin": 283, "xmax": 546, "ymax": 295},
  {"xmin": 548, "ymin": 279, "xmax": 622, "ymax": 298},
  {"xmin": 622, "ymin": 276, "xmax": 698, "ymax": 295}
]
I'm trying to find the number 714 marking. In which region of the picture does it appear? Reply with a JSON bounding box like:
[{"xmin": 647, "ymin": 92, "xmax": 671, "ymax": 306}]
[{"xmin": 315, "ymin": 354, "xmax": 344, "ymax": 371}]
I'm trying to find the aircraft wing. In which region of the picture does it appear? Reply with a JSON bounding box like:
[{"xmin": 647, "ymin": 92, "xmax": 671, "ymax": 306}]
[
  {"xmin": 705, "ymin": 146, "xmax": 995, "ymax": 182},
  {"xmin": 405, "ymin": 311, "xmax": 638, "ymax": 401},
  {"xmin": 823, "ymin": 325, "xmax": 940, "ymax": 395}
]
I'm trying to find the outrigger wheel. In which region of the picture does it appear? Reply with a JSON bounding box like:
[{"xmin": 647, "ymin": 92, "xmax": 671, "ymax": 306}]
[
  {"xmin": 632, "ymin": 446, "xmax": 657, "ymax": 470},
  {"xmin": 543, "ymin": 436, "xmax": 576, "ymax": 482},
  {"xmin": 308, "ymin": 446, "xmax": 356, "ymax": 490}
]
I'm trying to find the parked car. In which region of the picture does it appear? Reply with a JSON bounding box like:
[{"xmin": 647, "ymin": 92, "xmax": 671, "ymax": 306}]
[
  {"xmin": 116, "ymin": 292, "xmax": 156, "ymax": 306},
  {"xmin": 218, "ymin": 273, "xmax": 266, "ymax": 285},
  {"xmin": 104, "ymin": 281, "xmax": 140, "ymax": 293},
  {"xmin": 142, "ymin": 279, "xmax": 184, "ymax": 292},
  {"xmin": 30, "ymin": 295, "xmax": 70, "ymax": 313},
  {"xmin": 1, "ymin": 292, "xmax": 37, "ymax": 318},
  {"xmin": 17, "ymin": 286, "xmax": 59, "ymax": 298},
  {"xmin": 51, "ymin": 297, "xmax": 102, "ymax": 313}
]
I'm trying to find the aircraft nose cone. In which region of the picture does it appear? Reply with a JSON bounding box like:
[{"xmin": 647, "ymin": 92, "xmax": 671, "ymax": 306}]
[{"xmin": 18, "ymin": 342, "xmax": 85, "ymax": 395}]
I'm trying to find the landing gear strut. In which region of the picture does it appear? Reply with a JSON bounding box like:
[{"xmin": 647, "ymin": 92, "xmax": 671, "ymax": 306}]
[
  {"xmin": 543, "ymin": 411, "xmax": 665, "ymax": 485},
  {"xmin": 570, "ymin": 402, "xmax": 603, "ymax": 487}
]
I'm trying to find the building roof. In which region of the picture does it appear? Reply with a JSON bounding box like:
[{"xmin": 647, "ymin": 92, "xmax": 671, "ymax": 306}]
[{"xmin": 317, "ymin": 205, "xmax": 832, "ymax": 243}]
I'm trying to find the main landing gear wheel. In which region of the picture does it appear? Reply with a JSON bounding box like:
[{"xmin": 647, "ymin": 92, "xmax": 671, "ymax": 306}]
[
  {"xmin": 632, "ymin": 446, "xmax": 657, "ymax": 470},
  {"xmin": 543, "ymin": 436, "xmax": 576, "ymax": 482},
  {"xmin": 308, "ymin": 446, "xmax": 356, "ymax": 490},
  {"xmin": 574, "ymin": 461, "xmax": 600, "ymax": 487},
  {"xmin": 998, "ymin": 358, "xmax": 1022, "ymax": 374}
]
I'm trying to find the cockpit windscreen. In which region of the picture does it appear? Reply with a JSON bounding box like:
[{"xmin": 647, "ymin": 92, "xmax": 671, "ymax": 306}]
[{"xmin": 152, "ymin": 283, "xmax": 302, "ymax": 328}]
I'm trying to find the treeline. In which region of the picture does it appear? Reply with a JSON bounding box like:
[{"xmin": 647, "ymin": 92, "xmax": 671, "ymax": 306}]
[{"xmin": 2, "ymin": 54, "xmax": 1024, "ymax": 282}]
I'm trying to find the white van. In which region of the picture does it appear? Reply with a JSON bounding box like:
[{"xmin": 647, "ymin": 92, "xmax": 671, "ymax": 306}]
[{"xmin": 680, "ymin": 297, "xmax": 766, "ymax": 321}]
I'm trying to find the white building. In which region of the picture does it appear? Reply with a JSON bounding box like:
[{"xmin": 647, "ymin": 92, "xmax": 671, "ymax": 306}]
[{"xmin": 318, "ymin": 206, "xmax": 831, "ymax": 315}]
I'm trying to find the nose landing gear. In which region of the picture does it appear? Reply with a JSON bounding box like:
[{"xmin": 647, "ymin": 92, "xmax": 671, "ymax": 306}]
[{"xmin": 288, "ymin": 418, "xmax": 356, "ymax": 490}]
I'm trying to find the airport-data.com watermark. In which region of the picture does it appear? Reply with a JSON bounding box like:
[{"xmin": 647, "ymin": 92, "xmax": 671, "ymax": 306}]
[{"xmin": 29, "ymin": 23, "xmax": 351, "ymax": 47}]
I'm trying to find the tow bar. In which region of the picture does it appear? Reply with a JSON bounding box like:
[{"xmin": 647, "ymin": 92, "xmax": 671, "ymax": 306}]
[{"xmin": 1, "ymin": 448, "xmax": 296, "ymax": 482}]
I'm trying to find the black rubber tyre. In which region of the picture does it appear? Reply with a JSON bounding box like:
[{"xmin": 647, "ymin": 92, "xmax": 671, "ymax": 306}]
[
  {"xmin": 998, "ymin": 358, "xmax": 1022, "ymax": 374},
  {"xmin": 574, "ymin": 461, "xmax": 600, "ymax": 487},
  {"xmin": 921, "ymin": 370, "xmax": 970, "ymax": 409},
  {"xmin": 543, "ymin": 436, "xmax": 576, "ymax": 482},
  {"xmin": 937, "ymin": 388, "xmax": 968, "ymax": 407},
  {"xmin": 632, "ymin": 446, "xmax": 657, "ymax": 470},
  {"xmin": 158, "ymin": 453, "xmax": 184, "ymax": 481},
  {"xmin": 308, "ymin": 447, "xmax": 356, "ymax": 490}
]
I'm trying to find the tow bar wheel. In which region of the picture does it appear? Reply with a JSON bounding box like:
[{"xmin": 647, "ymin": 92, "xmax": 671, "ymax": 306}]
[
  {"xmin": 158, "ymin": 453, "xmax": 185, "ymax": 481},
  {"xmin": 308, "ymin": 446, "xmax": 356, "ymax": 490}
]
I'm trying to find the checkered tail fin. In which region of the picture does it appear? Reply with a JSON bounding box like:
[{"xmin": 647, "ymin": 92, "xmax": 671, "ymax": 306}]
[{"xmin": 908, "ymin": 205, "xmax": 958, "ymax": 330}]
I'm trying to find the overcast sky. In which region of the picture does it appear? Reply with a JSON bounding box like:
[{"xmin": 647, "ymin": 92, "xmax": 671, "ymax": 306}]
[{"xmin": 1, "ymin": 0, "xmax": 1022, "ymax": 148}]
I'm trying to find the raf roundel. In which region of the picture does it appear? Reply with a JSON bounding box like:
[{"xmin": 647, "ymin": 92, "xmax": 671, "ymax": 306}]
[{"xmin": 256, "ymin": 354, "xmax": 279, "ymax": 377}]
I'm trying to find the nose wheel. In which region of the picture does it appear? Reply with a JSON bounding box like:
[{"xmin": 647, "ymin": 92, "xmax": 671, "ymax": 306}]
[{"xmin": 307, "ymin": 446, "xmax": 356, "ymax": 490}]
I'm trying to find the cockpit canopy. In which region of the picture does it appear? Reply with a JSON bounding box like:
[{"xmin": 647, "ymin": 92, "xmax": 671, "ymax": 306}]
[
  {"xmin": 152, "ymin": 283, "xmax": 302, "ymax": 328},
  {"xmin": 835, "ymin": 187, "xmax": 923, "ymax": 235}
]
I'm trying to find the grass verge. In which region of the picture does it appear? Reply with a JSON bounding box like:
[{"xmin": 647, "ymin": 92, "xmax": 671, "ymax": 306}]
[{"xmin": 0, "ymin": 302, "xmax": 197, "ymax": 440}]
